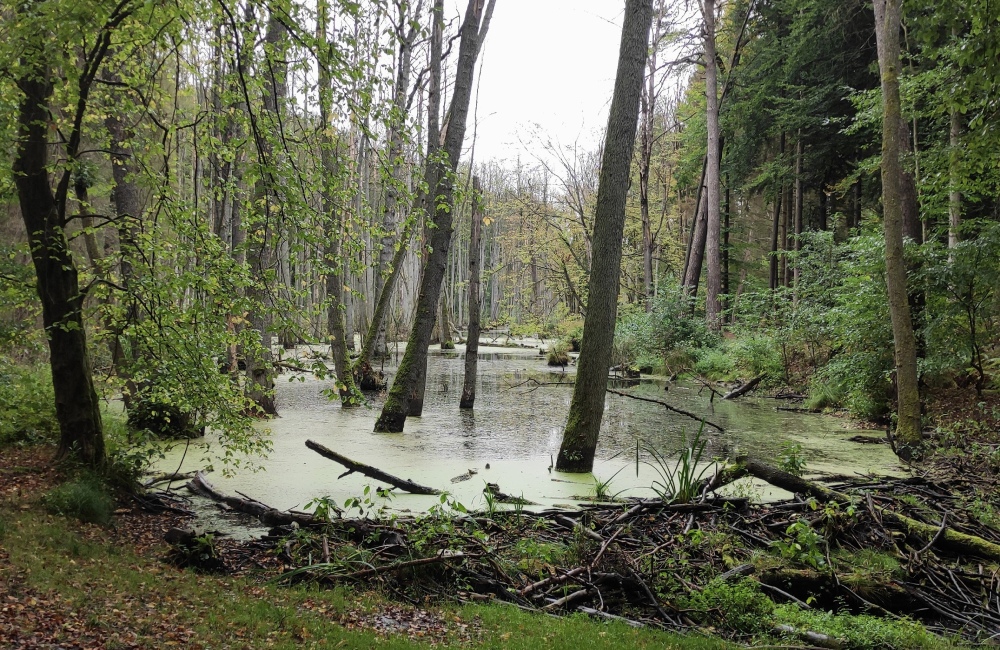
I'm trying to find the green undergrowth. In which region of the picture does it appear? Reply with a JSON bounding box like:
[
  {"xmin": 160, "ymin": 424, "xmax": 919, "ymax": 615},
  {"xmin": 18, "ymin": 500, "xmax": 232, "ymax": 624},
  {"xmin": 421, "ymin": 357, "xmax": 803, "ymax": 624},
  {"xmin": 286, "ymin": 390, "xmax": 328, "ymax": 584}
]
[
  {"xmin": 0, "ymin": 508, "xmax": 733, "ymax": 649},
  {"xmin": 679, "ymin": 579, "xmax": 959, "ymax": 649},
  {"xmin": 0, "ymin": 360, "xmax": 58, "ymax": 445}
]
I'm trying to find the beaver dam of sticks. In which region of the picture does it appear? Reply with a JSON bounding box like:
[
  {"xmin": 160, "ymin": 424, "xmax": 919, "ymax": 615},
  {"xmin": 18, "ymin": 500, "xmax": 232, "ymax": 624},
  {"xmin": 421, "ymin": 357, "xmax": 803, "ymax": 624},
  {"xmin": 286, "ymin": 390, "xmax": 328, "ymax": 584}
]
[{"xmin": 149, "ymin": 448, "xmax": 1000, "ymax": 648}]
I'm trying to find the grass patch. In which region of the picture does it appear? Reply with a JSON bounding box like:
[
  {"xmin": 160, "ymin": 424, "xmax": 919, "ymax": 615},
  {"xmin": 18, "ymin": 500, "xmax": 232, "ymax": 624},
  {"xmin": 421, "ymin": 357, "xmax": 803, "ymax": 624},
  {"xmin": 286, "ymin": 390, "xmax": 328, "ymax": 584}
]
[
  {"xmin": 0, "ymin": 507, "xmax": 732, "ymax": 649},
  {"xmin": 41, "ymin": 474, "xmax": 115, "ymax": 525}
]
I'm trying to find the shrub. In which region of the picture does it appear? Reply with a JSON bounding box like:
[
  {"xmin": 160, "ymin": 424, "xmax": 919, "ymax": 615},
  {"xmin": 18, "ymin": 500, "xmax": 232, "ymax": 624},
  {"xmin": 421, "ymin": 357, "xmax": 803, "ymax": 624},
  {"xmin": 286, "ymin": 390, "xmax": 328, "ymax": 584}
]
[
  {"xmin": 0, "ymin": 361, "xmax": 58, "ymax": 445},
  {"xmin": 547, "ymin": 341, "xmax": 570, "ymax": 366},
  {"xmin": 43, "ymin": 475, "xmax": 115, "ymax": 525},
  {"xmin": 679, "ymin": 579, "xmax": 775, "ymax": 636}
]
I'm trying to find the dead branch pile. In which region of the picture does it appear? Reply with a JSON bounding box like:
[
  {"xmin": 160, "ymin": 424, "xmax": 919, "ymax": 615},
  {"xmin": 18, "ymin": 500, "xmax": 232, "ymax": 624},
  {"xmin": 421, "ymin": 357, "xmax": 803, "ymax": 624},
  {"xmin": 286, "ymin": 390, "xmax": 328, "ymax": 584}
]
[{"xmin": 176, "ymin": 459, "xmax": 1000, "ymax": 644}]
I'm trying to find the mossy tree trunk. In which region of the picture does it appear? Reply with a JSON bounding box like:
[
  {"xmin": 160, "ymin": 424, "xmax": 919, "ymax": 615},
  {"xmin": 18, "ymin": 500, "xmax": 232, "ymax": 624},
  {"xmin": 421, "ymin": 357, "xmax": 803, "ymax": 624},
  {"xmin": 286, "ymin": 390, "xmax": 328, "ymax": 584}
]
[{"xmin": 556, "ymin": 0, "xmax": 654, "ymax": 472}]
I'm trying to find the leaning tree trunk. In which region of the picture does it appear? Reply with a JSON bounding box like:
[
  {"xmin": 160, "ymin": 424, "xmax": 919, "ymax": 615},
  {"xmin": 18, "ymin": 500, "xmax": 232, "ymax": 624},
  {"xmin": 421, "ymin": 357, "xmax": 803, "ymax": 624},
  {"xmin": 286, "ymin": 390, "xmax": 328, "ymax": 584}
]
[
  {"xmin": 404, "ymin": 0, "xmax": 443, "ymax": 418},
  {"xmin": 14, "ymin": 54, "xmax": 105, "ymax": 466},
  {"xmin": 375, "ymin": 0, "xmax": 496, "ymax": 432},
  {"xmin": 372, "ymin": 4, "xmax": 421, "ymax": 359},
  {"xmin": 874, "ymin": 0, "xmax": 921, "ymax": 453},
  {"xmin": 556, "ymin": 0, "xmax": 653, "ymax": 473},
  {"xmin": 460, "ymin": 175, "xmax": 484, "ymax": 409}
]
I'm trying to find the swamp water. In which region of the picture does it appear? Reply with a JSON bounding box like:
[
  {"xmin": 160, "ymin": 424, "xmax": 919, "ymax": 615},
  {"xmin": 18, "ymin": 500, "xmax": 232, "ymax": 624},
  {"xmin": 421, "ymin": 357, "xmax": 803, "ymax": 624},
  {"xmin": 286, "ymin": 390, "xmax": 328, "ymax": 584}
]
[{"xmin": 157, "ymin": 344, "xmax": 903, "ymax": 537}]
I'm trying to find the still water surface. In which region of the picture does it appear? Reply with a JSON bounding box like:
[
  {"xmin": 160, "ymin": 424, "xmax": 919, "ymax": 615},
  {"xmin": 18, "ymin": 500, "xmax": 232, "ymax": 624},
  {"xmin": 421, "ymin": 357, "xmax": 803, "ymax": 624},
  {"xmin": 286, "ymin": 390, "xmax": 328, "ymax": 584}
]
[{"xmin": 157, "ymin": 344, "xmax": 901, "ymax": 534}]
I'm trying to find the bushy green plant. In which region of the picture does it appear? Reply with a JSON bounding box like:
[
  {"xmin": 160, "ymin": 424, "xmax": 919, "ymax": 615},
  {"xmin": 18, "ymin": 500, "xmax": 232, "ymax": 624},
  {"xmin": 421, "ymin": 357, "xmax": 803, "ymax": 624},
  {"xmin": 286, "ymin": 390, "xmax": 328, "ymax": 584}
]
[
  {"xmin": 679, "ymin": 579, "xmax": 775, "ymax": 636},
  {"xmin": 43, "ymin": 475, "xmax": 115, "ymax": 525},
  {"xmin": 774, "ymin": 604, "xmax": 948, "ymax": 650},
  {"xmin": 547, "ymin": 341, "xmax": 571, "ymax": 366},
  {"xmin": 0, "ymin": 361, "xmax": 58, "ymax": 445},
  {"xmin": 694, "ymin": 347, "xmax": 736, "ymax": 379},
  {"xmin": 772, "ymin": 519, "xmax": 826, "ymax": 569}
]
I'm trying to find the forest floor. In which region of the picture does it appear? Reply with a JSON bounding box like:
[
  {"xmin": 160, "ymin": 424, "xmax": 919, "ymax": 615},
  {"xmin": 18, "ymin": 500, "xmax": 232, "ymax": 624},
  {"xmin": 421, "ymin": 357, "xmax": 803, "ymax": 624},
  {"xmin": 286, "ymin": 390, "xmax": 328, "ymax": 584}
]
[{"xmin": 0, "ymin": 444, "xmax": 726, "ymax": 649}]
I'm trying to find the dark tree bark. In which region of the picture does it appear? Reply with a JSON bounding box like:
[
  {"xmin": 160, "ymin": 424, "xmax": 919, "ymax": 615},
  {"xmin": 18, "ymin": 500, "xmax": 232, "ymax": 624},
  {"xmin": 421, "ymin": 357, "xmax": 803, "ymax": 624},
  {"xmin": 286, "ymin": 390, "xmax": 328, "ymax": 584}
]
[
  {"xmin": 371, "ymin": 1, "xmax": 423, "ymax": 359},
  {"xmin": 460, "ymin": 176, "xmax": 484, "ymax": 409},
  {"xmin": 243, "ymin": 9, "xmax": 288, "ymax": 416},
  {"xmin": 681, "ymin": 158, "xmax": 707, "ymax": 298},
  {"xmin": 11, "ymin": 3, "xmax": 137, "ymax": 466},
  {"xmin": 768, "ymin": 133, "xmax": 785, "ymax": 291},
  {"xmin": 874, "ymin": 0, "xmax": 921, "ymax": 452},
  {"xmin": 556, "ymin": 0, "xmax": 654, "ymax": 473},
  {"xmin": 375, "ymin": 0, "xmax": 496, "ymax": 432}
]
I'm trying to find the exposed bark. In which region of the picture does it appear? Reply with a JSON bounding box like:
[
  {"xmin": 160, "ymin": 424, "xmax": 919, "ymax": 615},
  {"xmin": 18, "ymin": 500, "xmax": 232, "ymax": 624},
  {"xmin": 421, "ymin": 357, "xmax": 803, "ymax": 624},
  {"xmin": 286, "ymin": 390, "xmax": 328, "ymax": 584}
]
[
  {"xmin": 375, "ymin": 0, "xmax": 496, "ymax": 432},
  {"xmin": 556, "ymin": 0, "xmax": 653, "ymax": 472},
  {"xmin": 404, "ymin": 0, "xmax": 444, "ymax": 419},
  {"xmin": 792, "ymin": 132, "xmax": 803, "ymax": 302},
  {"xmin": 460, "ymin": 176, "xmax": 483, "ymax": 409},
  {"xmin": 736, "ymin": 457, "xmax": 1000, "ymax": 561},
  {"xmin": 722, "ymin": 373, "xmax": 765, "ymax": 400},
  {"xmin": 243, "ymin": 8, "xmax": 287, "ymax": 416},
  {"xmin": 874, "ymin": 0, "xmax": 921, "ymax": 452},
  {"xmin": 186, "ymin": 472, "xmax": 317, "ymax": 526},
  {"xmin": 305, "ymin": 440, "xmax": 442, "ymax": 495}
]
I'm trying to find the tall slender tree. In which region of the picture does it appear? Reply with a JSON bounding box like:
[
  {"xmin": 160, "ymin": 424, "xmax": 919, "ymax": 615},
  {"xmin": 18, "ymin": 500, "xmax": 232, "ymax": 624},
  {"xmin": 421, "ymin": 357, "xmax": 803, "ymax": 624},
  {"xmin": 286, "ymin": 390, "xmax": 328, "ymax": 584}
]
[
  {"xmin": 873, "ymin": 0, "xmax": 921, "ymax": 453},
  {"xmin": 556, "ymin": 0, "xmax": 654, "ymax": 473}
]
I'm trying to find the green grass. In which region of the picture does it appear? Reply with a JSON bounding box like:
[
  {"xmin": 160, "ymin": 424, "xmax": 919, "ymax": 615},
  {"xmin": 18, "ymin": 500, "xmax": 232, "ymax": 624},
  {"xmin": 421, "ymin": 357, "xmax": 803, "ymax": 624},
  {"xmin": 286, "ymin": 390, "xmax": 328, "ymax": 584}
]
[{"xmin": 0, "ymin": 508, "xmax": 734, "ymax": 649}]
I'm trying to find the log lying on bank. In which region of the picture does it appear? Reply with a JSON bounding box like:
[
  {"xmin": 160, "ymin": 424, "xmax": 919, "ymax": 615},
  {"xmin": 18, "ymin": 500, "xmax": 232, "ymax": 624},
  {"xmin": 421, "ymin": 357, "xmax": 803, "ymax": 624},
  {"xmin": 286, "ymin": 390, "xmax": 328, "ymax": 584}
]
[
  {"xmin": 305, "ymin": 440, "xmax": 442, "ymax": 495},
  {"xmin": 722, "ymin": 373, "xmax": 766, "ymax": 400},
  {"xmin": 186, "ymin": 472, "xmax": 317, "ymax": 526},
  {"xmin": 734, "ymin": 456, "xmax": 1000, "ymax": 561}
]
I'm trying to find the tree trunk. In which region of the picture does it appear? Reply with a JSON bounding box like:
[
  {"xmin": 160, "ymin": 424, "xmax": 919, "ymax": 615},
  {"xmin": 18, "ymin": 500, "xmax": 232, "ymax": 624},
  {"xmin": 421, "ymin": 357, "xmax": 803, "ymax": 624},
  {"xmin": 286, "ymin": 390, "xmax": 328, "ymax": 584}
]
[
  {"xmin": 318, "ymin": 0, "xmax": 361, "ymax": 406},
  {"xmin": 372, "ymin": 3, "xmax": 421, "ymax": 359},
  {"xmin": 769, "ymin": 133, "xmax": 785, "ymax": 290},
  {"xmin": 460, "ymin": 176, "xmax": 484, "ymax": 409},
  {"xmin": 792, "ymin": 133, "xmax": 803, "ymax": 304},
  {"xmin": 948, "ymin": 100, "xmax": 962, "ymax": 250},
  {"xmin": 14, "ymin": 52, "xmax": 104, "ymax": 467},
  {"xmin": 556, "ymin": 0, "xmax": 653, "ymax": 473},
  {"xmin": 375, "ymin": 0, "xmax": 496, "ymax": 432},
  {"xmin": 681, "ymin": 158, "xmax": 707, "ymax": 298},
  {"xmin": 874, "ymin": 0, "xmax": 921, "ymax": 453},
  {"xmin": 703, "ymin": 0, "xmax": 722, "ymax": 331}
]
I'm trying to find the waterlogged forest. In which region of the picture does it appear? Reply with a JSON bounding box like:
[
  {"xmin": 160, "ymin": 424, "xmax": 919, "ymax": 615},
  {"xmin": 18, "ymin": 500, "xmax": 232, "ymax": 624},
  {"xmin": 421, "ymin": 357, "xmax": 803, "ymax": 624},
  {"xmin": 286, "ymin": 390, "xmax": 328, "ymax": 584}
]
[{"xmin": 2, "ymin": 0, "xmax": 1000, "ymax": 647}]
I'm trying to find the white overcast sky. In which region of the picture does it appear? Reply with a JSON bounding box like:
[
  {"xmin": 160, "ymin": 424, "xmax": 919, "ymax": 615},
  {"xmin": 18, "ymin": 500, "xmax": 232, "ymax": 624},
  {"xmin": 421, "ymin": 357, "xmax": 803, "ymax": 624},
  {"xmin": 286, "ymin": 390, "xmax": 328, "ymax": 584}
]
[{"xmin": 467, "ymin": 0, "xmax": 627, "ymax": 164}]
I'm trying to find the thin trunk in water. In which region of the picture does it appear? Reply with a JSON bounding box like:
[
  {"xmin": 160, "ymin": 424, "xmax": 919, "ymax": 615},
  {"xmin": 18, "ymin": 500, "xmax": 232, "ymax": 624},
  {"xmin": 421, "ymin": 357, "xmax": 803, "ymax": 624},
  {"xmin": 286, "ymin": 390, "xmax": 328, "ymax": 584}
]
[
  {"xmin": 460, "ymin": 176, "xmax": 484, "ymax": 409},
  {"xmin": 318, "ymin": 0, "xmax": 360, "ymax": 405},
  {"xmin": 375, "ymin": 0, "xmax": 496, "ymax": 432}
]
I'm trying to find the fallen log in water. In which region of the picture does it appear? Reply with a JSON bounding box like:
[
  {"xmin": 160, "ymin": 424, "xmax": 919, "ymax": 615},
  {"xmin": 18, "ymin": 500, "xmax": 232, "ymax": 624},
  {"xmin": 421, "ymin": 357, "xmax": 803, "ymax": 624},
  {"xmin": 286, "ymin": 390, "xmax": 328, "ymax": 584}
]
[
  {"xmin": 305, "ymin": 440, "xmax": 442, "ymax": 495},
  {"xmin": 186, "ymin": 472, "xmax": 317, "ymax": 526},
  {"xmin": 722, "ymin": 373, "xmax": 766, "ymax": 400}
]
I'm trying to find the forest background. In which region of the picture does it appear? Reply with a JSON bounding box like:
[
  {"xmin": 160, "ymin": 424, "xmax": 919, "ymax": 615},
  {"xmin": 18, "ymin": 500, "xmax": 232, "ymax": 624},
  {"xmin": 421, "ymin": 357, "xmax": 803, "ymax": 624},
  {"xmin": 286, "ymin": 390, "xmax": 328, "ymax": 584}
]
[{"xmin": 1, "ymin": 0, "xmax": 999, "ymax": 477}]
